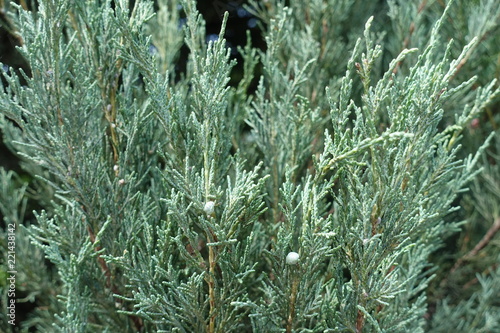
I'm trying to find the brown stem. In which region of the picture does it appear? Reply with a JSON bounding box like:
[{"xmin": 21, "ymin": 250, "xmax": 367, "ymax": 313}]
[
  {"xmin": 449, "ymin": 30, "xmax": 490, "ymax": 82},
  {"xmin": 107, "ymin": 81, "xmax": 120, "ymax": 163},
  {"xmin": 463, "ymin": 275, "xmax": 479, "ymax": 290},
  {"xmin": 440, "ymin": 217, "xmax": 500, "ymax": 291},
  {"xmin": 98, "ymin": 35, "xmax": 124, "ymax": 164},
  {"xmin": 463, "ymin": 263, "xmax": 499, "ymax": 290},
  {"xmin": 207, "ymin": 232, "xmax": 217, "ymax": 333},
  {"xmin": 448, "ymin": 10, "xmax": 499, "ymax": 82},
  {"xmin": 356, "ymin": 309, "xmax": 365, "ymax": 333},
  {"xmin": 450, "ymin": 217, "xmax": 500, "ymax": 274},
  {"xmin": 319, "ymin": 18, "xmax": 328, "ymax": 62},
  {"xmin": 19, "ymin": 0, "xmax": 28, "ymax": 9},
  {"xmin": 286, "ymin": 272, "xmax": 299, "ymax": 333}
]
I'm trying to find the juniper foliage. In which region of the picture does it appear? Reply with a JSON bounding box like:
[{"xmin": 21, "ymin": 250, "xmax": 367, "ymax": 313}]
[{"xmin": 0, "ymin": 0, "xmax": 499, "ymax": 332}]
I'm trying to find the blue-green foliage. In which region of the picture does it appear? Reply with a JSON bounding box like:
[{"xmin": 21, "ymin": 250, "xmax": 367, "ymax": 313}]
[{"xmin": 0, "ymin": 0, "xmax": 499, "ymax": 332}]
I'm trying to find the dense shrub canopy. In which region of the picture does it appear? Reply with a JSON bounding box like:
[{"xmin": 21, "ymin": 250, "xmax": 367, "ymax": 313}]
[{"xmin": 0, "ymin": 0, "xmax": 499, "ymax": 332}]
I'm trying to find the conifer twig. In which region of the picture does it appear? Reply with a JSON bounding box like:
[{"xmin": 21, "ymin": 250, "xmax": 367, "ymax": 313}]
[
  {"xmin": 463, "ymin": 263, "xmax": 499, "ymax": 290},
  {"xmin": 356, "ymin": 309, "xmax": 365, "ymax": 333},
  {"xmin": 87, "ymin": 224, "xmax": 144, "ymax": 331},
  {"xmin": 392, "ymin": 0, "xmax": 427, "ymax": 75},
  {"xmin": 206, "ymin": 230, "xmax": 218, "ymax": 333},
  {"xmin": 449, "ymin": 29, "xmax": 496, "ymax": 82},
  {"xmin": 286, "ymin": 270, "xmax": 299, "ymax": 333},
  {"xmin": 450, "ymin": 217, "xmax": 500, "ymax": 274}
]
